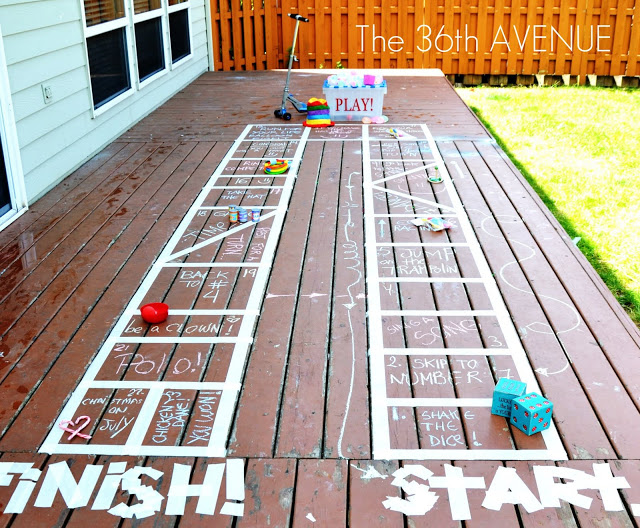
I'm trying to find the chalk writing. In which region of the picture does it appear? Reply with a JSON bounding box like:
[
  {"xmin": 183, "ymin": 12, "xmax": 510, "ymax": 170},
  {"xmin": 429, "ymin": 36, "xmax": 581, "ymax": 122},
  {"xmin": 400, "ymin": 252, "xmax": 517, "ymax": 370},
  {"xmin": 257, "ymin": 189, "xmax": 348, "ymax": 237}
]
[
  {"xmin": 221, "ymin": 235, "xmax": 246, "ymax": 257},
  {"xmin": 202, "ymin": 271, "xmax": 231, "ymax": 303},
  {"xmin": 152, "ymin": 391, "xmax": 191, "ymax": 444},
  {"xmin": 186, "ymin": 391, "xmax": 220, "ymax": 445},
  {"xmin": 182, "ymin": 222, "xmax": 226, "ymax": 243},
  {"xmin": 246, "ymin": 126, "xmax": 302, "ymax": 140},
  {"xmin": 387, "ymin": 357, "xmax": 484, "ymax": 386},
  {"xmin": 99, "ymin": 416, "xmax": 134, "ymax": 438}
]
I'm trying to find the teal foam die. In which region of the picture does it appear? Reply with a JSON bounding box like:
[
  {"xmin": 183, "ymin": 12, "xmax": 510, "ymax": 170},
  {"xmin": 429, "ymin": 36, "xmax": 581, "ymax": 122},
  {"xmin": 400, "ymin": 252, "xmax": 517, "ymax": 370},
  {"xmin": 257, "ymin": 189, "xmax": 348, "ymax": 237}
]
[
  {"xmin": 510, "ymin": 392, "xmax": 553, "ymax": 435},
  {"xmin": 491, "ymin": 378, "xmax": 527, "ymax": 418}
]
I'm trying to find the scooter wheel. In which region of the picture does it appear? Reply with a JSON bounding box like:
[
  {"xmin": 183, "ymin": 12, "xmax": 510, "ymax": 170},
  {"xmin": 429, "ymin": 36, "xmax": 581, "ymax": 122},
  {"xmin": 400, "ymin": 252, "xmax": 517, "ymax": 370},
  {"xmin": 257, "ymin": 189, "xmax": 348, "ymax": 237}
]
[
  {"xmin": 283, "ymin": 112, "xmax": 292, "ymax": 121},
  {"xmin": 274, "ymin": 109, "xmax": 282, "ymax": 118}
]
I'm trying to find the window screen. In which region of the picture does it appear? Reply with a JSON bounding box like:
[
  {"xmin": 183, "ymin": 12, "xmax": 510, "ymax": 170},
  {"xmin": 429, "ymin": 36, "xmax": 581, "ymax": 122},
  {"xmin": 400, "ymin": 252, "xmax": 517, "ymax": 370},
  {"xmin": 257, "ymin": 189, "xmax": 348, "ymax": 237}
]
[
  {"xmin": 135, "ymin": 17, "xmax": 165, "ymax": 81},
  {"xmin": 169, "ymin": 9, "xmax": 190, "ymax": 63},
  {"xmin": 87, "ymin": 28, "xmax": 131, "ymax": 108}
]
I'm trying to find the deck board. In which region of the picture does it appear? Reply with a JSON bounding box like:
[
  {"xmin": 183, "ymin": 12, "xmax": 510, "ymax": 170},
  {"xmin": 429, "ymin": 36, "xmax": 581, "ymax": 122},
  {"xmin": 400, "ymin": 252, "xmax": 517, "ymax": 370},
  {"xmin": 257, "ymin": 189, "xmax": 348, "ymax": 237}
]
[{"xmin": 0, "ymin": 70, "xmax": 638, "ymax": 526}]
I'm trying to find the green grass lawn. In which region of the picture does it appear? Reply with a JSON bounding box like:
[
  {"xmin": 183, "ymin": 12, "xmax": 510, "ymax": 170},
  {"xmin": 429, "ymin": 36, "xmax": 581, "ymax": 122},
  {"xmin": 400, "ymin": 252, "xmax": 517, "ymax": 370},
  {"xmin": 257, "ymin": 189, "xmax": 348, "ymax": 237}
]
[{"xmin": 456, "ymin": 85, "xmax": 640, "ymax": 325}]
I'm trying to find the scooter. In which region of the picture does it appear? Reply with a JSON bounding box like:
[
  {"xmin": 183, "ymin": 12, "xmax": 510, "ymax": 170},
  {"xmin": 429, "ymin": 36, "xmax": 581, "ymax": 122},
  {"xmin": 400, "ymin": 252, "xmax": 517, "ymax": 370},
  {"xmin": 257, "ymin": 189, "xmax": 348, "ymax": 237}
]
[{"xmin": 274, "ymin": 13, "xmax": 309, "ymax": 120}]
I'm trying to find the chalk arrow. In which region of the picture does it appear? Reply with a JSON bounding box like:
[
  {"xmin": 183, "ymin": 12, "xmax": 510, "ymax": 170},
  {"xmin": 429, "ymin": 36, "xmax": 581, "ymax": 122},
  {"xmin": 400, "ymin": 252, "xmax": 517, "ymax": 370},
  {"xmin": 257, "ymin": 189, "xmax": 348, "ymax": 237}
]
[
  {"xmin": 343, "ymin": 303, "xmax": 356, "ymax": 310},
  {"xmin": 265, "ymin": 293, "xmax": 294, "ymax": 299},
  {"xmin": 535, "ymin": 360, "xmax": 569, "ymax": 377},
  {"xmin": 378, "ymin": 219, "xmax": 386, "ymax": 238}
]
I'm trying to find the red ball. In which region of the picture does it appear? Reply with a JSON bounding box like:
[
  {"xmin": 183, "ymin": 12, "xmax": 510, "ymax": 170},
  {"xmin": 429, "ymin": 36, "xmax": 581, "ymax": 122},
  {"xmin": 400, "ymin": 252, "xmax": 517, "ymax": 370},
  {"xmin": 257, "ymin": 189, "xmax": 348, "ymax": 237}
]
[{"xmin": 140, "ymin": 302, "xmax": 169, "ymax": 324}]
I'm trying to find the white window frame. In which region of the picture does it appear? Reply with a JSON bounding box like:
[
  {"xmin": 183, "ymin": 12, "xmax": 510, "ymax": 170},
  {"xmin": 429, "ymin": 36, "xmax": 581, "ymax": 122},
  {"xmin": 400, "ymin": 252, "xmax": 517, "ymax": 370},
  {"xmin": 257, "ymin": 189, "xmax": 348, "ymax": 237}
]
[
  {"xmin": 0, "ymin": 24, "xmax": 28, "ymax": 231},
  {"xmin": 82, "ymin": 2, "xmax": 136, "ymax": 117},
  {"xmin": 167, "ymin": 2, "xmax": 193, "ymax": 69},
  {"xmin": 81, "ymin": 0, "xmax": 193, "ymax": 117},
  {"xmin": 132, "ymin": 5, "xmax": 169, "ymax": 90}
]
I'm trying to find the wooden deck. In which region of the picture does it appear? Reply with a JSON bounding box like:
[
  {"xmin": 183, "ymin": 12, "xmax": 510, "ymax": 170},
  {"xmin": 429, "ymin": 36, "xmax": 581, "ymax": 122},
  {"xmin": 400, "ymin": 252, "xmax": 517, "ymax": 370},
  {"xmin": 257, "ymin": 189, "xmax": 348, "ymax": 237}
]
[{"xmin": 1, "ymin": 69, "xmax": 640, "ymax": 526}]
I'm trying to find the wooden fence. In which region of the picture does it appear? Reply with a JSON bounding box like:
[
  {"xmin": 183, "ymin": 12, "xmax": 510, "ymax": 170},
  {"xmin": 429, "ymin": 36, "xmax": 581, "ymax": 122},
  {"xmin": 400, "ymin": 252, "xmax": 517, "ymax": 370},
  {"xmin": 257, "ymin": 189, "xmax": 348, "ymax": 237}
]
[{"xmin": 209, "ymin": 0, "xmax": 640, "ymax": 80}]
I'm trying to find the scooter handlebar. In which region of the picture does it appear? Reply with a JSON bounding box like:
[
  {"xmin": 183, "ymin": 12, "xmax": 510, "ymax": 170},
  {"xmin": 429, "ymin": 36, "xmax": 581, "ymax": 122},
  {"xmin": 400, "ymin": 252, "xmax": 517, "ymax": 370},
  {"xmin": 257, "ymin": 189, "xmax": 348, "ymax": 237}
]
[{"xmin": 288, "ymin": 13, "xmax": 309, "ymax": 22}]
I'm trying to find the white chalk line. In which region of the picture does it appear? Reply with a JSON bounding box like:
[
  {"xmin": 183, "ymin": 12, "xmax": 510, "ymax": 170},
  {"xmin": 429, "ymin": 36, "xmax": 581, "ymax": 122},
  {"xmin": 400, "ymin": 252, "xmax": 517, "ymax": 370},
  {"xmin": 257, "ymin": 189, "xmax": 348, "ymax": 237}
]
[
  {"xmin": 477, "ymin": 212, "xmax": 581, "ymax": 335},
  {"xmin": 337, "ymin": 194, "xmax": 363, "ymax": 459},
  {"xmin": 41, "ymin": 125, "xmax": 310, "ymax": 457}
]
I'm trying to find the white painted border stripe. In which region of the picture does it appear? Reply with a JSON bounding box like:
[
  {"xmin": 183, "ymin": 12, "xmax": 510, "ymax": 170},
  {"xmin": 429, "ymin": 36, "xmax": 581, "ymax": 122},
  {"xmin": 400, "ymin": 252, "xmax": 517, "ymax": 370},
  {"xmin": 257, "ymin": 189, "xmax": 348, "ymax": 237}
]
[
  {"xmin": 375, "ymin": 447, "xmax": 566, "ymax": 461},
  {"xmin": 209, "ymin": 185, "xmax": 285, "ymax": 189},
  {"xmin": 375, "ymin": 242, "xmax": 470, "ymax": 247},
  {"xmin": 161, "ymin": 262, "xmax": 267, "ymax": 268},
  {"xmin": 40, "ymin": 444, "xmax": 226, "ymax": 457},
  {"xmin": 362, "ymin": 124, "xmax": 392, "ymax": 454},
  {"xmin": 115, "ymin": 337, "xmax": 253, "ymax": 344},
  {"xmin": 379, "ymin": 347, "xmax": 514, "ymax": 356},
  {"xmin": 124, "ymin": 309, "xmax": 259, "ymax": 316},
  {"xmin": 376, "ymin": 277, "xmax": 483, "ymax": 283},
  {"xmin": 370, "ymin": 213, "xmax": 458, "ymax": 218},
  {"xmin": 86, "ymin": 381, "xmax": 240, "ymax": 390},
  {"xmin": 369, "ymin": 158, "xmax": 435, "ymax": 163},
  {"xmin": 379, "ymin": 309, "xmax": 496, "ymax": 317},
  {"xmin": 229, "ymin": 158, "xmax": 295, "ymax": 161},
  {"xmin": 199, "ymin": 206, "xmax": 279, "ymax": 210},
  {"xmin": 388, "ymin": 397, "xmax": 492, "ymax": 407}
]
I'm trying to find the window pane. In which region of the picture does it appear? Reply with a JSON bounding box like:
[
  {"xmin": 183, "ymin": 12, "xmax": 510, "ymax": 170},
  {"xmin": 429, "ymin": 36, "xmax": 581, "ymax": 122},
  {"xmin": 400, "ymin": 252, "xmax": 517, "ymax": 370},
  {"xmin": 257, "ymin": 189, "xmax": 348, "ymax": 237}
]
[
  {"xmin": 169, "ymin": 9, "xmax": 190, "ymax": 63},
  {"xmin": 134, "ymin": 0, "xmax": 161, "ymax": 15},
  {"xmin": 84, "ymin": 0, "xmax": 125, "ymax": 27},
  {"xmin": 168, "ymin": 0, "xmax": 188, "ymax": 5},
  {"xmin": 0, "ymin": 135, "xmax": 12, "ymax": 217},
  {"xmin": 87, "ymin": 28, "xmax": 131, "ymax": 108},
  {"xmin": 135, "ymin": 17, "xmax": 165, "ymax": 81}
]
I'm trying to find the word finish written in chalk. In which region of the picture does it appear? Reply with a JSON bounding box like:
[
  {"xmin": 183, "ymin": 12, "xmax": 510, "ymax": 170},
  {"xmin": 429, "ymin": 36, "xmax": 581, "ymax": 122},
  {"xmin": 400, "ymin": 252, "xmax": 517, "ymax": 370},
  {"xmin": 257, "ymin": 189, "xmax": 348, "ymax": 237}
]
[{"xmin": 0, "ymin": 460, "xmax": 245, "ymax": 519}]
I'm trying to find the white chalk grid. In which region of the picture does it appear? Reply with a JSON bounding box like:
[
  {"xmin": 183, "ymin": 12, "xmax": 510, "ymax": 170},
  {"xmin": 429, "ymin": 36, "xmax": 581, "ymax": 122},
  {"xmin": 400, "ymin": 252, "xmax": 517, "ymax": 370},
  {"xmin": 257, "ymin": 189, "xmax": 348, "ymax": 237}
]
[
  {"xmin": 362, "ymin": 124, "xmax": 567, "ymax": 460},
  {"xmin": 41, "ymin": 125, "xmax": 310, "ymax": 457}
]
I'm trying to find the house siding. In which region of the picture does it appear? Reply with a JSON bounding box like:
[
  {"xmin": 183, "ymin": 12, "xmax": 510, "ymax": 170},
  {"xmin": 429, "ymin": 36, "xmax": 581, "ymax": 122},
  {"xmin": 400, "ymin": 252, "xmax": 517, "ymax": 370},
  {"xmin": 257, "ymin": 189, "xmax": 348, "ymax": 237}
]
[{"xmin": 0, "ymin": 0, "xmax": 210, "ymax": 203}]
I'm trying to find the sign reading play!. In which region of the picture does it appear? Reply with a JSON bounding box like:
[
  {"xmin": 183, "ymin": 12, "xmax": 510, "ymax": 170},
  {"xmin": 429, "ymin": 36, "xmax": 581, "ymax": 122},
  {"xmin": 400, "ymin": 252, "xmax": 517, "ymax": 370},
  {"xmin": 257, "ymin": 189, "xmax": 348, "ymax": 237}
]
[{"xmin": 323, "ymin": 81, "xmax": 387, "ymax": 120}]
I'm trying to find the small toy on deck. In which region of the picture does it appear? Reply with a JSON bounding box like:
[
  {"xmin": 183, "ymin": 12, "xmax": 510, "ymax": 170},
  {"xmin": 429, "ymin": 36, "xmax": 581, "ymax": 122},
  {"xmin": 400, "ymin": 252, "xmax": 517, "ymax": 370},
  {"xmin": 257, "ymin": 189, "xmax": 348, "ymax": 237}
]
[
  {"xmin": 238, "ymin": 207, "xmax": 249, "ymax": 223},
  {"xmin": 389, "ymin": 128, "xmax": 417, "ymax": 139},
  {"xmin": 58, "ymin": 415, "xmax": 92, "ymax": 440},
  {"xmin": 362, "ymin": 115, "xmax": 388, "ymax": 124},
  {"xmin": 428, "ymin": 165, "xmax": 444, "ymax": 183},
  {"xmin": 229, "ymin": 205, "xmax": 238, "ymax": 223},
  {"xmin": 140, "ymin": 302, "xmax": 169, "ymax": 324},
  {"xmin": 510, "ymin": 392, "xmax": 554, "ymax": 436},
  {"xmin": 491, "ymin": 378, "xmax": 527, "ymax": 418},
  {"xmin": 410, "ymin": 216, "xmax": 453, "ymax": 231},
  {"xmin": 303, "ymin": 98, "xmax": 335, "ymax": 127},
  {"xmin": 264, "ymin": 159, "xmax": 289, "ymax": 174}
]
